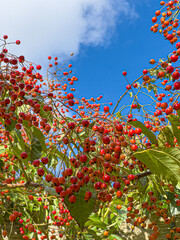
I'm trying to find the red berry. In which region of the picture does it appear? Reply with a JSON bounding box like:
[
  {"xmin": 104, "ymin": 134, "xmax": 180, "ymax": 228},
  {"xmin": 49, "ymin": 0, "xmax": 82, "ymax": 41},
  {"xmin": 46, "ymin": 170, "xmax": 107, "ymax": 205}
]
[
  {"xmin": 33, "ymin": 160, "xmax": 40, "ymax": 167},
  {"xmin": 68, "ymin": 99, "xmax": 74, "ymax": 106},
  {"xmin": 28, "ymin": 195, "xmax": 34, "ymax": 200},
  {"xmin": 68, "ymin": 122, "xmax": 75, "ymax": 130},
  {"xmin": 166, "ymin": 34, "xmax": 173, "ymax": 40},
  {"xmin": 113, "ymin": 182, "xmax": 121, "ymax": 190},
  {"xmin": 116, "ymin": 124, "xmax": 123, "ymax": 132},
  {"xmin": 135, "ymin": 127, "xmax": 142, "ymax": 135},
  {"xmin": 124, "ymin": 180, "xmax": 130, "ymax": 185},
  {"xmin": 131, "ymin": 144, "xmax": 138, "ymax": 151},
  {"xmin": 102, "ymin": 136, "xmax": 110, "ymax": 144},
  {"xmin": 176, "ymin": 199, "xmax": 180, "ymax": 206},
  {"xmin": 41, "ymin": 157, "xmax": 49, "ymax": 165},
  {"xmin": 128, "ymin": 174, "xmax": 135, "ymax": 181},
  {"xmin": 94, "ymin": 182, "xmax": 102, "ymax": 190},
  {"xmin": 103, "ymin": 175, "xmax": 110, "ymax": 182},
  {"xmin": 69, "ymin": 195, "xmax": 76, "ymax": 203},
  {"xmin": 174, "ymin": 81, "xmax": 180, "ymax": 90},
  {"xmin": 79, "ymin": 154, "xmax": 87, "ymax": 163},
  {"xmin": 165, "ymin": 107, "xmax": 173, "ymax": 115},
  {"xmin": 104, "ymin": 106, "xmax": 109, "ymax": 112},
  {"xmin": 174, "ymin": 103, "xmax": 180, "ymax": 110},
  {"xmin": 36, "ymin": 65, "xmax": 42, "ymax": 70},
  {"xmin": 20, "ymin": 152, "xmax": 28, "ymax": 159},
  {"xmin": 67, "ymin": 93, "xmax": 74, "ymax": 99},
  {"xmin": 9, "ymin": 214, "xmax": 16, "ymax": 222},
  {"xmin": 105, "ymin": 194, "xmax": 112, "ymax": 202},
  {"xmin": 70, "ymin": 177, "xmax": 78, "ymax": 184},
  {"xmin": 81, "ymin": 120, "xmax": 89, "ymax": 127},
  {"xmin": 117, "ymin": 190, "xmax": 123, "ymax": 198},
  {"xmin": 172, "ymin": 71, "xmax": 180, "ymax": 80},
  {"xmin": 77, "ymin": 171, "xmax": 84, "ymax": 179},
  {"xmin": 45, "ymin": 174, "xmax": 53, "ymax": 182},
  {"xmin": 166, "ymin": 65, "xmax": 174, "ymax": 73},
  {"xmin": 85, "ymin": 191, "xmax": 92, "ymax": 199},
  {"xmin": 66, "ymin": 168, "xmax": 73, "ymax": 176},
  {"xmin": 126, "ymin": 84, "xmax": 131, "ymax": 90},
  {"xmin": 55, "ymin": 186, "xmax": 63, "ymax": 194},
  {"xmin": 170, "ymin": 54, "xmax": 178, "ymax": 62},
  {"xmin": 37, "ymin": 168, "xmax": 44, "ymax": 177},
  {"xmin": 176, "ymin": 42, "xmax": 180, "ymax": 49},
  {"xmin": 16, "ymin": 40, "xmax": 21, "ymax": 44},
  {"xmin": 143, "ymin": 69, "xmax": 148, "ymax": 74},
  {"xmin": 3, "ymin": 35, "xmax": 8, "ymax": 39}
]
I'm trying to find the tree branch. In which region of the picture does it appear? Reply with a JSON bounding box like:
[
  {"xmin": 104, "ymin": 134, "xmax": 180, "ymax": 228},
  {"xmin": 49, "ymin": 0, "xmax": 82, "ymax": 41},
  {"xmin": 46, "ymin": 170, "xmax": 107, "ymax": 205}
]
[
  {"xmin": 0, "ymin": 182, "xmax": 43, "ymax": 189},
  {"xmin": 0, "ymin": 172, "xmax": 152, "ymax": 190},
  {"xmin": 122, "ymin": 171, "xmax": 152, "ymax": 180},
  {"xmin": 136, "ymin": 171, "xmax": 152, "ymax": 179}
]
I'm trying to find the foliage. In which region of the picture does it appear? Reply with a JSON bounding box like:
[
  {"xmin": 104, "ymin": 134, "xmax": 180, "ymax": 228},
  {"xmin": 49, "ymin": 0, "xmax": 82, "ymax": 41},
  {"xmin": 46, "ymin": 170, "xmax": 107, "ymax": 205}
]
[{"xmin": 0, "ymin": 1, "xmax": 180, "ymax": 240}]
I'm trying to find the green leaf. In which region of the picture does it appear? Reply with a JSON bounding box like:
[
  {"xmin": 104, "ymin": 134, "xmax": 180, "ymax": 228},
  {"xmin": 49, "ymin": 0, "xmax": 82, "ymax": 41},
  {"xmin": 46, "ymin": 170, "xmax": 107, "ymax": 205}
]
[
  {"xmin": 168, "ymin": 115, "xmax": 180, "ymax": 146},
  {"xmin": 153, "ymin": 85, "xmax": 157, "ymax": 95},
  {"xmin": 84, "ymin": 230, "xmax": 102, "ymax": 240},
  {"xmin": 134, "ymin": 148, "xmax": 180, "ymax": 185},
  {"xmin": 64, "ymin": 183, "xmax": 97, "ymax": 229},
  {"xmin": 31, "ymin": 126, "xmax": 47, "ymax": 152},
  {"xmin": 147, "ymin": 84, "xmax": 153, "ymax": 92},
  {"xmin": 28, "ymin": 232, "xmax": 34, "ymax": 239},
  {"xmin": 48, "ymin": 154, "xmax": 56, "ymax": 168},
  {"xmin": 22, "ymin": 120, "xmax": 32, "ymax": 141},
  {"xmin": 168, "ymin": 115, "xmax": 180, "ymax": 126},
  {"xmin": 150, "ymin": 175, "xmax": 166, "ymax": 196},
  {"xmin": 158, "ymin": 126, "xmax": 174, "ymax": 147},
  {"xmin": 12, "ymin": 145, "xmax": 29, "ymax": 168},
  {"xmin": 129, "ymin": 121, "xmax": 158, "ymax": 145},
  {"xmin": 44, "ymin": 186, "xmax": 59, "ymax": 196},
  {"xmin": 29, "ymin": 203, "xmax": 34, "ymax": 213},
  {"xmin": 14, "ymin": 129, "xmax": 26, "ymax": 150},
  {"xmin": 128, "ymin": 92, "xmax": 133, "ymax": 97},
  {"xmin": 0, "ymin": 147, "xmax": 4, "ymax": 168},
  {"xmin": 136, "ymin": 103, "xmax": 141, "ymax": 112},
  {"xmin": 39, "ymin": 107, "xmax": 53, "ymax": 124},
  {"xmin": 31, "ymin": 136, "xmax": 42, "ymax": 161},
  {"xmin": 86, "ymin": 213, "xmax": 107, "ymax": 229},
  {"xmin": 50, "ymin": 148, "xmax": 69, "ymax": 166},
  {"xmin": 116, "ymin": 112, "xmax": 121, "ymax": 118},
  {"xmin": 24, "ymin": 93, "xmax": 44, "ymax": 102},
  {"xmin": 38, "ymin": 203, "xmax": 45, "ymax": 223},
  {"xmin": 0, "ymin": 159, "xmax": 4, "ymax": 169},
  {"xmin": 137, "ymin": 176, "xmax": 149, "ymax": 194},
  {"xmin": 111, "ymin": 198, "xmax": 124, "ymax": 206},
  {"xmin": 5, "ymin": 119, "xmax": 17, "ymax": 132},
  {"xmin": 0, "ymin": 147, "xmax": 5, "ymax": 155},
  {"xmin": 177, "ymin": 110, "xmax": 180, "ymax": 119},
  {"xmin": 22, "ymin": 121, "xmax": 47, "ymax": 154},
  {"xmin": 109, "ymin": 234, "xmax": 123, "ymax": 240}
]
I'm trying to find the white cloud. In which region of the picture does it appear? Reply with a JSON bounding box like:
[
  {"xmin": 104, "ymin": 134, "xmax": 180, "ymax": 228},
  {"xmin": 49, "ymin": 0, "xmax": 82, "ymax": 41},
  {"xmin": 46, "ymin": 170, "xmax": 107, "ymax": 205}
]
[{"xmin": 0, "ymin": 0, "xmax": 137, "ymax": 64}]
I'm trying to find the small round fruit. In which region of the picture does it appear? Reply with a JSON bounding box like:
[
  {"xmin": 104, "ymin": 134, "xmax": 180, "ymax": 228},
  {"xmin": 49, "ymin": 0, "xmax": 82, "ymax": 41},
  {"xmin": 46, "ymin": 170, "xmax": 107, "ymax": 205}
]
[
  {"xmin": 9, "ymin": 214, "xmax": 16, "ymax": 222},
  {"xmin": 69, "ymin": 195, "xmax": 76, "ymax": 203},
  {"xmin": 20, "ymin": 152, "xmax": 28, "ymax": 159},
  {"xmin": 128, "ymin": 174, "xmax": 135, "ymax": 181},
  {"xmin": 37, "ymin": 168, "xmax": 45, "ymax": 176}
]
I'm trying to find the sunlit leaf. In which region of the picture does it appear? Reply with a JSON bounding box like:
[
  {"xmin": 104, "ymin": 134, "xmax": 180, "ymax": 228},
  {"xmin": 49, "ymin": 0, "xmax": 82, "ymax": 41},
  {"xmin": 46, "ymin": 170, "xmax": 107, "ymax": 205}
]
[
  {"xmin": 129, "ymin": 120, "xmax": 158, "ymax": 145},
  {"xmin": 64, "ymin": 183, "xmax": 97, "ymax": 229},
  {"xmin": 134, "ymin": 148, "xmax": 180, "ymax": 185}
]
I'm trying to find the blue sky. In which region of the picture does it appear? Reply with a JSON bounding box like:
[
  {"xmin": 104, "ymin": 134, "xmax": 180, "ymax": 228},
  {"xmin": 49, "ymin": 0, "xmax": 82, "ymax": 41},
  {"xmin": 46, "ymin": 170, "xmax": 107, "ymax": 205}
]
[
  {"xmin": 0, "ymin": 0, "xmax": 174, "ymax": 113},
  {"xmin": 72, "ymin": 0, "xmax": 174, "ymax": 108}
]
